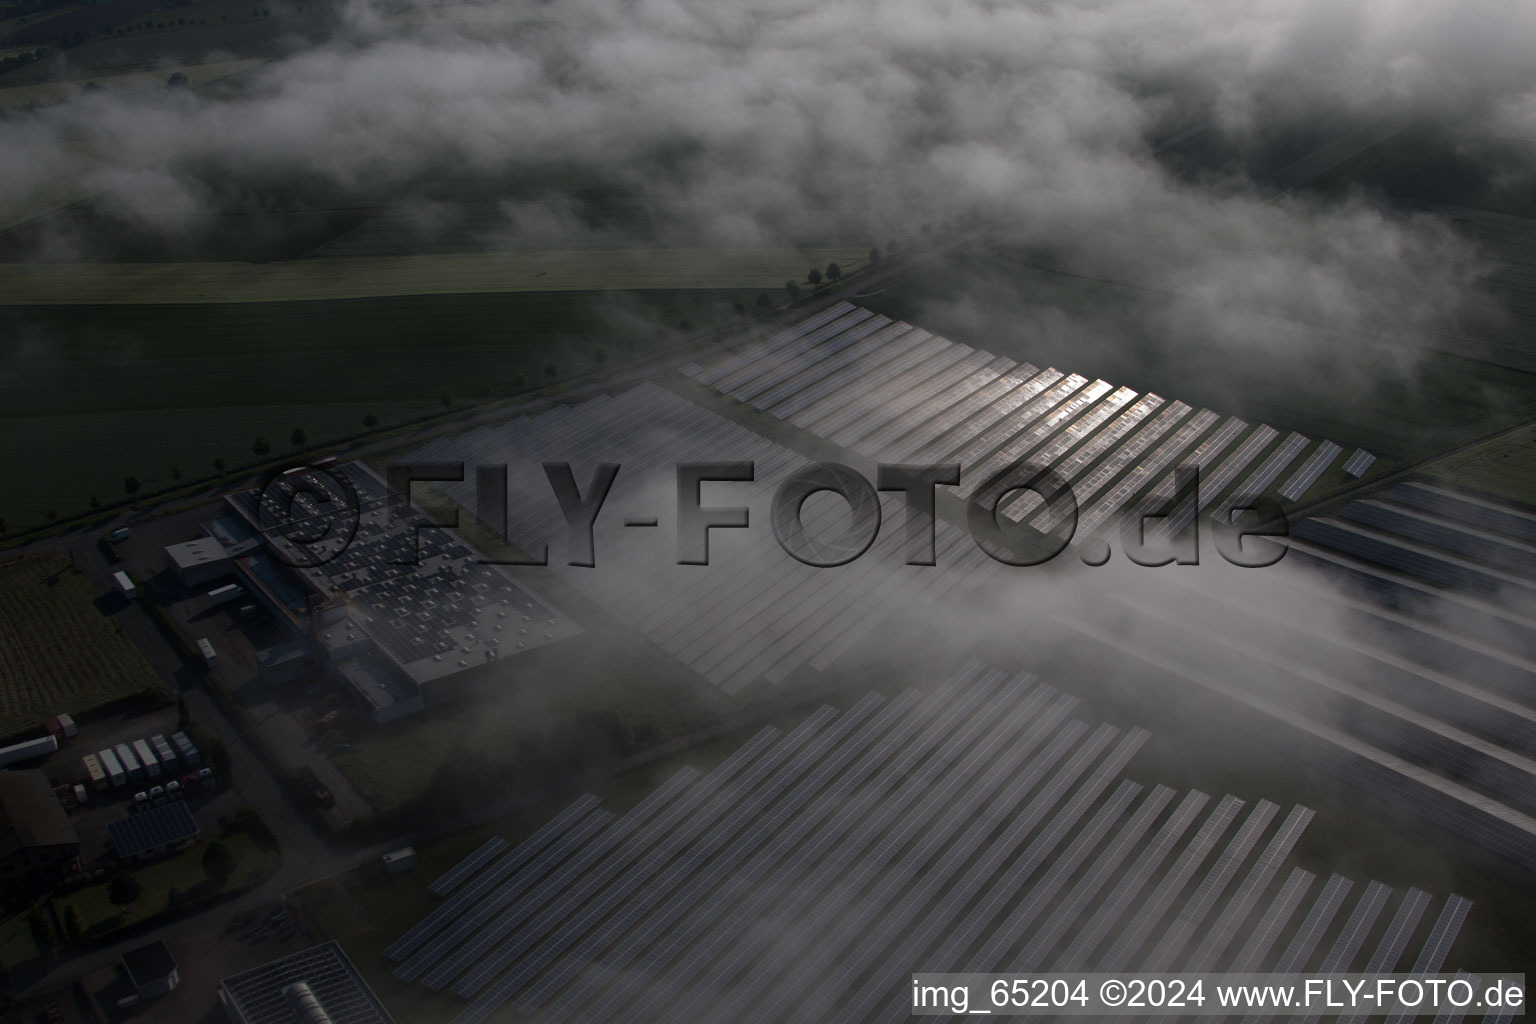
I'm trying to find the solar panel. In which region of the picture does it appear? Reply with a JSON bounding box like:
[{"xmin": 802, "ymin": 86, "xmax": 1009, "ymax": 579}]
[
  {"xmin": 1226, "ymin": 867, "xmax": 1317, "ymax": 974},
  {"xmin": 108, "ymin": 802, "xmax": 200, "ymax": 858},
  {"xmin": 384, "ymin": 793, "xmax": 605, "ymax": 961},
  {"xmin": 965, "ymin": 779, "xmax": 1144, "ymax": 974},
  {"xmin": 959, "ymin": 734, "xmax": 1151, "ymax": 972},
  {"xmin": 1078, "ymin": 409, "xmax": 1223, "ymax": 536},
  {"xmin": 1052, "ymin": 788, "xmax": 1211, "ymax": 971},
  {"xmin": 621, "ymin": 667, "xmax": 1008, "ymax": 1024},
  {"xmin": 572, "ymin": 687, "xmax": 950, "ymax": 1024},
  {"xmin": 882, "ymin": 362, "xmax": 1038, "ymax": 462},
  {"xmin": 1013, "ymin": 784, "xmax": 1176, "ymax": 970},
  {"xmin": 1182, "ymin": 803, "xmax": 1314, "ymax": 971},
  {"xmin": 1096, "ymin": 793, "xmax": 1244, "ymax": 971},
  {"xmin": 1279, "ymin": 440, "xmax": 1343, "ymax": 502},
  {"xmin": 758, "ymin": 687, "xmax": 1071, "ymax": 1022},
  {"xmin": 776, "ymin": 329, "xmax": 945, "ymax": 421},
  {"xmin": 761, "ymin": 323, "xmax": 931, "ymax": 414},
  {"xmin": 828, "ymin": 712, "xmax": 1089, "ymax": 1024},
  {"xmin": 428, "ymin": 836, "xmax": 510, "ymax": 896},
  {"xmin": 700, "ymin": 683, "xmax": 1048, "ymax": 1024},
  {"xmin": 1342, "ymin": 448, "xmax": 1377, "ymax": 477},
  {"xmin": 525, "ymin": 693, "xmax": 892, "ymax": 1021},
  {"xmin": 926, "ymin": 724, "xmax": 1129, "ymax": 972},
  {"xmin": 961, "ymin": 379, "xmax": 1116, "ymax": 501}
]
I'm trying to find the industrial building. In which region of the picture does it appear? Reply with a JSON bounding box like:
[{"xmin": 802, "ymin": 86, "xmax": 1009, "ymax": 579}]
[
  {"xmin": 165, "ymin": 535, "xmax": 235, "ymax": 586},
  {"xmin": 0, "ymin": 769, "xmax": 80, "ymax": 885},
  {"xmin": 201, "ymin": 462, "xmax": 579, "ymax": 723},
  {"xmin": 383, "ymin": 661, "xmax": 1470, "ymax": 1024},
  {"xmin": 219, "ymin": 941, "xmax": 396, "ymax": 1024}
]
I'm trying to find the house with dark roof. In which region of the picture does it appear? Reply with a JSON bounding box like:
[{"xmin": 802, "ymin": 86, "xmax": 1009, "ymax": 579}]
[
  {"xmin": 121, "ymin": 939, "xmax": 179, "ymax": 998},
  {"xmin": 0, "ymin": 770, "xmax": 80, "ymax": 887}
]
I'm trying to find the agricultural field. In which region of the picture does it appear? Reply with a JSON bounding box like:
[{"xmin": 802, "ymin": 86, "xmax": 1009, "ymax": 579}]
[
  {"xmin": 0, "ymin": 287, "xmax": 765, "ymax": 529},
  {"xmin": 0, "ymin": 553, "xmax": 163, "ymax": 738},
  {"xmin": 1419, "ymin": 419, "xmax": 1536, "ymax": 509},
  {"xmin": 0, "ymin": 248, "xmax": 873, "ymax": 303},
  {"xmin": 0, "ymin": 56, "xmax": 265, "ymax": 109}
]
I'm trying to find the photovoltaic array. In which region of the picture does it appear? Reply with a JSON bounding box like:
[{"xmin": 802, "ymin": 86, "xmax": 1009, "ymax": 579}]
[
  {"xmin": 682, "ymin": 302, "xmax": 1371, "ymax": 534},
  {"xmin": 410, "ymin": 383, "xmax": 1000, "ymax": 693},
  {"xmin": 1060, "ymin": 480, "xmax": 1536, "ymax": 867},
  {"xmin": 386, "ymin": 660, "xmax": 1472, "ymax": 1024}
]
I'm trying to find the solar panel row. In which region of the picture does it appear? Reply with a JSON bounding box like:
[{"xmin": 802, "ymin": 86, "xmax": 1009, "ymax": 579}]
[
  {"xmin": 685, "ymin": 304, "xmax": 1365, "ymax": 544},
  {"xmin": 379, "ymin": 661, "xmax": 1470, "ymax": 1024}
]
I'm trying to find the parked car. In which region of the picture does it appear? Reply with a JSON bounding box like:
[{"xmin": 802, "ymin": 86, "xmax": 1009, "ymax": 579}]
[
  {"xmin": 132, "ymin": 791, "xmax": 149, "ymax": 812},
  {"xmin": 109, "ymin": 527, "xmax": 131, "ymax": 542},
  {"xmin": 149, "ymin": 785, "xmax": 166, "ymax": 806},
  {"xmin": 166, "ymin": 780, "xmax": 184, "ymax": 800}
]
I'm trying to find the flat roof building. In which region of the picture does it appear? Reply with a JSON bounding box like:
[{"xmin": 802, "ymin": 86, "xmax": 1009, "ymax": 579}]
[
  {"xmin": 0, "ymin": 770, "xmax": 80, "ymax": 886},
  {"xmin": 121, "ymin": 940, "xmax": 179, "ymax": 998},
  {"xmin": 166, "ymin": 536, "xmax": 234, "ymax": 587},
  {"xmin": 219, "ymin": 941, "xmax": 396, "ymax": 1024}
]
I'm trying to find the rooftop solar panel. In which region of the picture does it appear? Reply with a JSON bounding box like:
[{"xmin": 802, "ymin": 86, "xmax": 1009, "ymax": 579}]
[{"xmin": 108, "ymin": 802, "xmax": 199, "ymax": 858}]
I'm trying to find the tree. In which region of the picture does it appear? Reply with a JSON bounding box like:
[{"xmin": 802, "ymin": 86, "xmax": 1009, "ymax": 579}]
[
  {"xmin": 108, "ymin": 870, "xmax": 143, "ymax": 911},
  {"xmin": 206, "ymin": 736, "xmax": 232, "ymax": 783},
  {"xmin": 512, "ymin": 371, "xmax": 526, "ymax": 388},
  {"xmin": 26, "ymin": 908, "xmax": 49, "ymax": 951},
  {"xmin": 166, "ymin": 70, "xmax": 188, "ymax": 88},
  {"xmin": 362, "ymin": 413, "xmax": 379, "ymax": 429},
  {"xmin": 201, "ymin": 840, "xmax": 236, "ymax": 883},
  {"xmin": 290, "ymin": 426, "xmax": 307, "ymax": 446},
  {"xmin": 807, "ymin": 267, "xmax": 822, "ymax": 288},
  {"xmin": 825, "ymin": 262, "xmax": 842, "ymax": 283},
  {"xmin": 251, "ymin": 436, "xmax": 271, "ymax": 457},
  {"xmin": 123, "ymin": 476, "xmax": 141, "ymax": 495},
  {"xmin": 756, "ymin": 291, "xmax": 773, "ymax": 309},
  {"xmin": 869, "ymin": 247, "xmax": 881, "ymax": 266},
  {"xmin": 732, "ymin": 301, "xmax": 745, "ymax": 316},
  {"xmin": 213, "ymin": 456, "xmax": 227, "ymax": 474},
  {"xmin": 784, "ymin": 280, "xmax": 801, "ymax": 301}
]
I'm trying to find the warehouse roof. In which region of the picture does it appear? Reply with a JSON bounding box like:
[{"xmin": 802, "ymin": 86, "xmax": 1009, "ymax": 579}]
[{"xmin": 0, "ymin": 770, "xmax": 78, "ymax": 855}]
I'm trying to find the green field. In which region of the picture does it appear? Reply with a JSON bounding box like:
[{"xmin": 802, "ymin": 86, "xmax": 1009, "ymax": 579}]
[
  {"xmin": 0, "ymin": 288, "xmax": 765, "ymax": 530},
  {"xmin": 0, "ymin": 553, "xmax": 163, "ymax": 738},
  {"xmin": 0, "ymin": 249, "xmax": 872, "ymax": 303},
  {"xmin": 56, "ymin": 830, "xmax": 278, "ymax": 940},
  {"xmin": 1419, "ymin": 419, "xmax": 1536, "ymax": 509}
]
